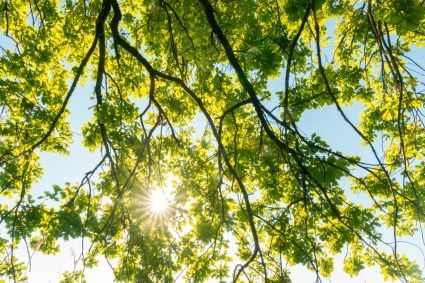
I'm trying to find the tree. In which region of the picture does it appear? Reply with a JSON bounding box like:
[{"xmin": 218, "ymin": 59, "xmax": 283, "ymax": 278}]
[{"xmin": 0, "ymin": 0, "xmax": 424, "ymax": 282}]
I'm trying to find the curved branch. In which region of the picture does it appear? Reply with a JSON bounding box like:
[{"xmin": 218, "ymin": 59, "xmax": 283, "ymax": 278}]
[{"xmin": 29, "ymin": 0, "xmax": 111, "ymax": 154}]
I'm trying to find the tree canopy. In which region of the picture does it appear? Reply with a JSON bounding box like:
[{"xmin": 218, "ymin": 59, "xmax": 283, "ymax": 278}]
[{"xmin": 0, "ymin": 0, "xmax": 425, "ymax": 282}]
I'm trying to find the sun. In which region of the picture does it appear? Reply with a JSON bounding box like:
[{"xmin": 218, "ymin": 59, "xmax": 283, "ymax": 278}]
[
  {"xmin": 142, "ymin": 187, "xmax": 174, "ymax": 226},
  {"xmin": 135, "ymin": 175, "xmax": 178, "ymax": 227},
  {"xmin": 148, "ymin": 189, "xmax": 171, "ymax": 214}
]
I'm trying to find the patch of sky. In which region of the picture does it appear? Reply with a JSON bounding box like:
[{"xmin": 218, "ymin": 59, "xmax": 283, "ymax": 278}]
[
  {"xmin": 32, "ymin": 81, "xmax": 100, "ymax": 200},
  {"xmin": 16, "ymin": 81, "xmax": 112, "ymax": 282},
  {"xmin": 0, "ymin": 33, "xmax": 18, "ymax": 55}
]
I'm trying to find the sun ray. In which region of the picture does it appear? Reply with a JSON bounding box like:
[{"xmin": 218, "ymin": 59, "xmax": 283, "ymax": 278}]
[{"xmin": 136, "ymin": 182, "xmax": 176, "ymax": 228}]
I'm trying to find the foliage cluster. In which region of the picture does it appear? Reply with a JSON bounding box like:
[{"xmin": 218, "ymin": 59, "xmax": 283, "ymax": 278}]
[{"xmin": 0, "ymin": 0, "xmax": 425, "ymax": 282}]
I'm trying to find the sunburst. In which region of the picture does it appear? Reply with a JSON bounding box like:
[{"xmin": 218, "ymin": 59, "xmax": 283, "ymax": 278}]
[
  {"xmin": 148, "ymin": 188, "xmax": 172, "ymax": 214},
  {"xmin": 138, "ymin": 185, "xmax": 175, "ymax": 227}
]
